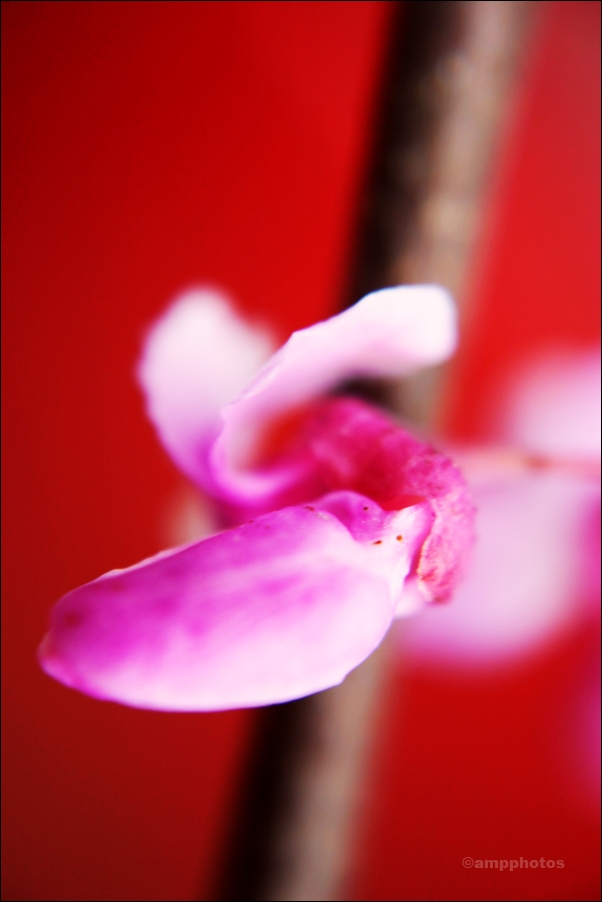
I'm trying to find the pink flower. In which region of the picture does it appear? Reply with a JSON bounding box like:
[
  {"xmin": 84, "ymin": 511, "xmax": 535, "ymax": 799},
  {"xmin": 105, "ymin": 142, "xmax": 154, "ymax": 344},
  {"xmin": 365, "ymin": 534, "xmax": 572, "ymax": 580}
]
[{"xmin": 39, "ymin": 286, "xmax": 474, "ymax": 710}]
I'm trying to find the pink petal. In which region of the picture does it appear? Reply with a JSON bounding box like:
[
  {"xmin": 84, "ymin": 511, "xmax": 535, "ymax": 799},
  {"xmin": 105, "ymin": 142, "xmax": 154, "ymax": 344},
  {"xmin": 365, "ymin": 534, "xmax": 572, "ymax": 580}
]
[
  {"xmin": 137, "ymin": 288, "xmax": 274, "ymax": 488},
  {"xmin": 39, "ymin": 495, "xmax": 432, "ymax": 710},
  {"xmin": 302, "ymin": 398, "xmax": 475, "ymax": 601},
  {"xmin": 211, "ymin": 285, "xmax": 456, "ymax": 497}
]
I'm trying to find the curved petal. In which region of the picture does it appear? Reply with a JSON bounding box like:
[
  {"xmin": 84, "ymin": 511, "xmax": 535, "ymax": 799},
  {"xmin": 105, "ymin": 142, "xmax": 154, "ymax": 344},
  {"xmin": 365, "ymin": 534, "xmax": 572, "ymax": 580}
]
[
  {"xmin": 137, "ymin": 288, "xmax": 274, "ymax": 487},
  {"xmin": 211, "ymin": 285, "xmax": 456, "ymax": 497},
  {"xmin": 39, "ymin": 495, "xmax": 432, "ymax": 711}
]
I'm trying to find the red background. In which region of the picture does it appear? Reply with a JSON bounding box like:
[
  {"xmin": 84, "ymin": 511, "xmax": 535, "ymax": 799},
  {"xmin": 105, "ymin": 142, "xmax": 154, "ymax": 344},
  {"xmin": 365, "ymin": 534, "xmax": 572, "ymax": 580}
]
[{"xmin": 2, "ymin": 2, "xmax": 600, "ymax": 900}]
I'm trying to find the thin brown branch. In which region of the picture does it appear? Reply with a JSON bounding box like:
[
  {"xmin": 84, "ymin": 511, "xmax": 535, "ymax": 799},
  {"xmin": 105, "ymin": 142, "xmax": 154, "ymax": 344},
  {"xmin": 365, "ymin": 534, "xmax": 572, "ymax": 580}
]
[{"xmin": 215, "ymin": 4, "xmax": 537, "ymax": 900}]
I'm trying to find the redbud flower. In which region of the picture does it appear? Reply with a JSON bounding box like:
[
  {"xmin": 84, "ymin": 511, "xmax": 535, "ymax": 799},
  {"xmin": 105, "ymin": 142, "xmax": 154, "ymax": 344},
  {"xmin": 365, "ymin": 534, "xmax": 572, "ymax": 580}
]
[{"xmin": 39, "ymin": 286, "xmax": 474, "ymax": 710}]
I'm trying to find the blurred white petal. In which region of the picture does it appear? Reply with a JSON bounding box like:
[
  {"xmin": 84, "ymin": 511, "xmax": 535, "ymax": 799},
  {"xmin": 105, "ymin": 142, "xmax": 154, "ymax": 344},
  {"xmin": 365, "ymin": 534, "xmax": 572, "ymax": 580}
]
[
  {"xmin": 137, "ymin": 287, "xmax": 275, "ymax": 487},
  {"xmin": 497, "ymin": 347, "xmax": 601, "ymax": 461},
  {"xmin": 401, "ymin": 469, "xmax": 599, "ymax": 665}
]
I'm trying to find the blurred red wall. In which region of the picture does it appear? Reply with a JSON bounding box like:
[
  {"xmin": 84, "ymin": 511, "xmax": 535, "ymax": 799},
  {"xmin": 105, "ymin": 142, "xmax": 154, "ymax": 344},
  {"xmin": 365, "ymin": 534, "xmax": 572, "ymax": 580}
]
[{"xmin": 2, "ymin": 2, "xmax": 600, "ymax": 901}]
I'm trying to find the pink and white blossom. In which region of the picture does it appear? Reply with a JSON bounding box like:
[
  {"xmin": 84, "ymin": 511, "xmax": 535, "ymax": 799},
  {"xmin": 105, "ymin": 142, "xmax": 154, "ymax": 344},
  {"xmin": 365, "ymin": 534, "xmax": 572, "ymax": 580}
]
[{"xmin": 39, "ymin": 286, "xmax": 474, "ymax": 710}]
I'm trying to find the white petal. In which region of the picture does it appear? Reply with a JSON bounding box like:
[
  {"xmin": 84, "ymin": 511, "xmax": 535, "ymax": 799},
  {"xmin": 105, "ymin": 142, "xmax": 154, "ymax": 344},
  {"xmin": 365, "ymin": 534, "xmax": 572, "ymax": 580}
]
[
  {"xmin": 401, "ymin": 469, "xmax": 599, "ymax": 666},
  {"xmin": 214, "ymin": 285, "xmax": 457, "ymax": 483},
  {"xmin": 499, "ymin": 347, "xmax": 601, "ymax": 461},
  {"xmin": 137, "ymin": 287, "xmax": 274, "ymax": 487}
]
